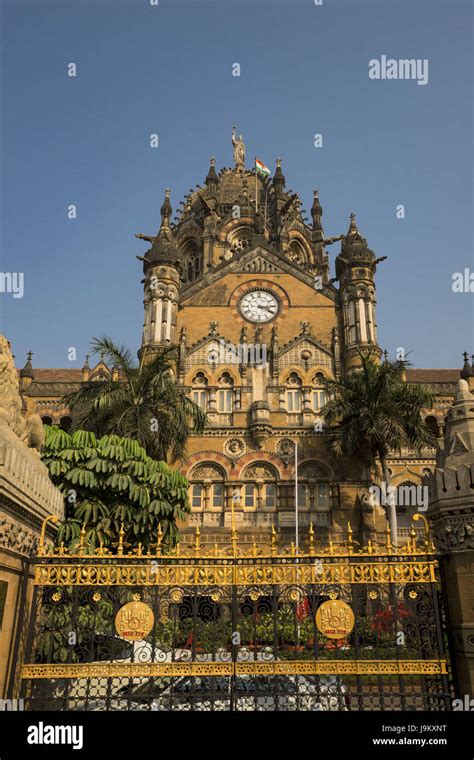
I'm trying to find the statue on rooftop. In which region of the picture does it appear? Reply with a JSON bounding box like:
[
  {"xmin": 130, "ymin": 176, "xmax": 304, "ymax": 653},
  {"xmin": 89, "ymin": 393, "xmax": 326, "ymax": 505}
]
[{"xmin": 232, "ymin": 125, "xmax": 246, "ymax": 168}]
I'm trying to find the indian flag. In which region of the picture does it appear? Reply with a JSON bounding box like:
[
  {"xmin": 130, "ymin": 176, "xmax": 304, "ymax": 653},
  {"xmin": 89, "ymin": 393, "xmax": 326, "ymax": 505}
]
[{"xmin": 255, "ymin": 158, "xmax": 271, "ymax": 177}]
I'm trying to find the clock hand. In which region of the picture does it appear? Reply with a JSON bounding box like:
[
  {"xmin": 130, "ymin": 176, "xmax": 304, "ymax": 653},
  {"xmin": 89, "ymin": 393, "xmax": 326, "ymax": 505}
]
[{"xmin": 258, "ymin": 303, "xmax": 277, "ymax": 313}]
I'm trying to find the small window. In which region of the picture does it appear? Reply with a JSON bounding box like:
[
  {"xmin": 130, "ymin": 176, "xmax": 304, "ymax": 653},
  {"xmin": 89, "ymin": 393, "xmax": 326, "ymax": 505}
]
[
  {"xmin": 265, "ymin": 483, "xmax": 276, "ymax": 508},
  {"xmin": 213, "ymin": 483, "xmax": 224, "ymax": 508},
  {"xmin": 287, "ymin": 390, "xmax": 302, "ymax": 412},
  {"xmin": 192, "ymin": 390, "xmax": 207, "ymax": 411},
  {"xmin": 191, "ymin": 484, "xmax": 204, "ymax": 509},
  {"xmin": 315, "ymin": 484, "xmax": 329, "ymax": 509},
  {"xmin": 312, "ymin": 390, "xmax": 327, "ymax": 411},
  {"xmin": 244, "ymin": 483, "xmax": 256, "ymax": 508},
  {"xmin": 218, "ymin": 389, "xmax": 233, "ymax": 413},
  {"xmin": 41, "ymin": 416, "xmax": 53, "ymax": 426},
  {"xmin": 297, "ymin": 483, "xmax": 309, "ymax": 508}
]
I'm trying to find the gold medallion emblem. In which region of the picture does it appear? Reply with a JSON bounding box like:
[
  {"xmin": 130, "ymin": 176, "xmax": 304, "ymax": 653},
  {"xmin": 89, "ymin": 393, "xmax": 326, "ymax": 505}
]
[
  {"xmin": 315, "ymin": 599, "xmax": 355, "ymax": 640},
  {"xmin": 115, "ymin": 601, "xmax": 154, "ymax": 641}
]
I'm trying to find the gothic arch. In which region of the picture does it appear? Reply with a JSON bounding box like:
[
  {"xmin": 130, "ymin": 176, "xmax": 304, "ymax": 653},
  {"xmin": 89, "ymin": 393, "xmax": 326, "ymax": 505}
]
[
  {"xmin": 242, "ymin": 462, "xmax": 279, "ymax": 481},
  {"xmin": 181, "ymin": 451, "xmax": 232, "ymax": 479},
  {"xmin": 233, "ymin": 451, "xmax": 288, "ymax": 479}
]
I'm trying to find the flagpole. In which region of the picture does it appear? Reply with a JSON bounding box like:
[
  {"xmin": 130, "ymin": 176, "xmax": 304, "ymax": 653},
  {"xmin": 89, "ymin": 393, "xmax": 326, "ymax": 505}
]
[
  {"xmin": 295, "ymin": 442, "xmax": 299, "ymax": 553},
  {"xmin": 254, "ymin": 157, "xmax": 258, "ymax": 214}
]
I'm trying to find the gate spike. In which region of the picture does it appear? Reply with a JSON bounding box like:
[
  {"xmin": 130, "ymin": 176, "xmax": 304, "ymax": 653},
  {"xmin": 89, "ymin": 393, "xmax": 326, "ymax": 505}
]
[
  {"xmin": 156, "ymin": 523, "xmax": 163, "ymax": 556},
  {"xmin": 271, "ymin": 524, "xmax": 277, "ymax": 557},
  {"xmin": 194, "ymin": 525, "xmax": 201, "ymax": 557},
  {"xmin": 347, "ymin": 522, "xmax": 353, "ymax": 555},
  {"xmin": 309, "ymin": 522, "xmax": 315, "ymax": 554},
  {"xmin": 117, "ymin": 523, "xmax": 124, "ymax": 557}
]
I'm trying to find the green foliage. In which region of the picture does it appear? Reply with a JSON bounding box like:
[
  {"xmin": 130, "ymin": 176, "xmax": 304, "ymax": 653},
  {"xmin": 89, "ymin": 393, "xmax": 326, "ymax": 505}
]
[
  {"xmin": 320, "ymin": 352, "xmax": 436, "ymax": 472},
  {"xmin": 42, "ymin": 425, "xmax": 190, "ymax": 550},
  {"xmin": 63, "ymin": 337, "xmax": 205, "ymax": 463}
]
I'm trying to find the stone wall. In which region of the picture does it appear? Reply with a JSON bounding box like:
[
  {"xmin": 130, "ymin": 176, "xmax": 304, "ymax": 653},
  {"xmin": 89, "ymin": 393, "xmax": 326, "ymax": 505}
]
[{"xmin": 0, "ymin": 336, "xmax": 63, "ymax": 697}]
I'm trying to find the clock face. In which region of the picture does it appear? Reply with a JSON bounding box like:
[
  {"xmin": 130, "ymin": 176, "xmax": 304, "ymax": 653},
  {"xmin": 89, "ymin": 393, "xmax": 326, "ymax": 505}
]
[{"xmin": 239, "ymin": 290, "xmax": 279, "ymax": 323}]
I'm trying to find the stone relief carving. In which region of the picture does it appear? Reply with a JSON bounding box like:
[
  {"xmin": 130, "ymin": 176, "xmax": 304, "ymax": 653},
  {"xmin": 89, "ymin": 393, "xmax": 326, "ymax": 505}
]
[
  {"xmin": 243, "ymin": 463, "xmax": 276, "ymax": 480},
  {"xmin": 433, "ymin": 519, "xmax": 474, "ymax": 553},
  {"xmin": 224, "ymin": 438, "xmax": 245, "ymax": 458},
  {"xmin": 191, "ymin": 463, "xmax": 225, "ymax": 481},
  {"xmin": 276, "ymin": 438, "xmax": 295, "ymax": 462},
  {"xmin": 0, "ymin": 512, "xmax": 39, "ymax": 557}
]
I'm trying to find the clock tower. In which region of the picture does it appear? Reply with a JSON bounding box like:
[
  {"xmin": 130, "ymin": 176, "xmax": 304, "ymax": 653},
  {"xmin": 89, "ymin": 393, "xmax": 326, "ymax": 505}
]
[{"xmin": 135, "ymin": 128, "xmax": 387, "ymax": 547}]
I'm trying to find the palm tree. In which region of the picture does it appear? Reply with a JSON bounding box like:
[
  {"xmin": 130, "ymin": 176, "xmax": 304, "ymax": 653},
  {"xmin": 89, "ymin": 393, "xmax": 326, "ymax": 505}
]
[
  {"xmin": 320, "ymin": 352, "xmax": 436, "ymax": 546},
  {"xmin": 63, "ymin": 337, "xmax": 205, "ymax": 463}
]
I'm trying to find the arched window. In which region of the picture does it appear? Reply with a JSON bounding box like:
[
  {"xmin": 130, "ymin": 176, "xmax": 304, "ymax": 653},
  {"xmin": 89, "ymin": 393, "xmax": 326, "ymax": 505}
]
[
  {"xmin": 230, "ymin": 227, "xmax": 252, "ymax": 254},
  {"xmin": 217, "ymin": 372, "xmax": 234, "ymax": 413},
  {"xmin": 243, "ymin": 463, "xmax": 278, "ymax": 510},
  {"xmin": 312, "ymin": 373, "xmax": 327, "ymax": 411},
  {"xmin": 286, "ymin": 372, "xmax": 302, "ymax": 412},
  {"xmin": 182, "ymin": 240, "xmax": 203, "ymax": 283},
  {"xmin": 59, "ymin": 416, "xmax": 72, "ymax": 432},
  {"xmin": 189, "ymin": 463, "xmax": 226, "ymax": 511},
  {"xmin": 288, "ymin": 239, "xmax": 306, "ymax": 267},
  {"xmin": 191, "ymin": 372, "xmax": 208, "ymax": 411},
  {"xmin": 41, "ymin": 416, "xmax": 53, "ymax": 426}
]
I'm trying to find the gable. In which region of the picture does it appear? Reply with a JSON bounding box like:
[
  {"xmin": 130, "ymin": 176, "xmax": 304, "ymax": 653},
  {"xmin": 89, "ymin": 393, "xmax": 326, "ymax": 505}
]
[
  {"xmin": 278, "ymin": 338, "xmax": 333, "ymax": 371},
  {"xmin": 181, "ymin": 245, "xmax": 337, "ymax": 303}
]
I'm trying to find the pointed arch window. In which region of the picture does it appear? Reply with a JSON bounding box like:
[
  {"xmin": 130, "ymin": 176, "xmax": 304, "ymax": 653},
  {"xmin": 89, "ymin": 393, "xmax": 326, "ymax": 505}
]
[
  {"xmin": 191, "ymin": 372, "xmax": 208, "ymax": 411},
  {"xmin": 312, "ymin": 373, "xmax": 327, "ymax": 412},
  {"xmin": 217, "ymin": 372, "xmax": 234, "ymax": 413},
  {"xmin": 182, "ymin": 240, "xmax": 203, "ymax": 283},
  {"xmin": 286, "ymin": 372, "xmax": 303, "ymax": 412},
  {"xmin": 288, "ymin": 239, "xmax": 306, "ymax": 267}
]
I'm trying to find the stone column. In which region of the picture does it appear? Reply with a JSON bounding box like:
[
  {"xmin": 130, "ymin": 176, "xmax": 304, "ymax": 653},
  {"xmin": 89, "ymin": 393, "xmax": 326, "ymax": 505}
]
[{"xmin": 427, "ymin": 379, "xmax": 474, "ymax": 698}]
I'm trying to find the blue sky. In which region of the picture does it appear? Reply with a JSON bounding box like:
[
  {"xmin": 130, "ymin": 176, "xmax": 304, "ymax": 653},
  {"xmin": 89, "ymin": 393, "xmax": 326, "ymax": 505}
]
[{"xmin": 1, "ymin": 0, "xmax": 472, "ymax": 370}]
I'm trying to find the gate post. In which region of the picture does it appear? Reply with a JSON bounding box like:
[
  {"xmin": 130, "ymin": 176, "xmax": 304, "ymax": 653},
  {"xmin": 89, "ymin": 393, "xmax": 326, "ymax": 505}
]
[{"xmin": 428, "ymin": 379, "xmax": 474, "ymax": 699}]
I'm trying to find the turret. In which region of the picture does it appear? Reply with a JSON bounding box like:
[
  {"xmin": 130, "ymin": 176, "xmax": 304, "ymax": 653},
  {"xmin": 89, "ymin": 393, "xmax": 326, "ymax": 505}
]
[
  {"xmin": 273, "ymin": 158, "xmax": 285, "ymax": 198},
  {"xmin": 19, "ymin": 351, "xmax": 34, "ymax": 391},
  {"xmin": 137, "ymin": 189, "xmax": 182, "ymax": 360},
  {"xmin": 336, "ymin": 213, "xmax": 383, "ymax": 373},
  {"xmin": 82, "ymin": 355, "xmax": 90, "ymax": 382}
]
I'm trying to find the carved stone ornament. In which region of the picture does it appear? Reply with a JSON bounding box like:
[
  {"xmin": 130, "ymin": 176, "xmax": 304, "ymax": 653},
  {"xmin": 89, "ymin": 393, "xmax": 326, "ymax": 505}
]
[
  {"xmin": 276, "ymin": 438, "xmax": 295, "ymax": 461},
  {"xmin": 433, "ymin": 519, "xmax": 474, "ymax": 553},
  {"xmin": 0, "ymin": 512, "xmax": 39, "ymax": 557},
  {"xmin": 224, "ymin": 438, "xmax": 245, "ymax": 458}
]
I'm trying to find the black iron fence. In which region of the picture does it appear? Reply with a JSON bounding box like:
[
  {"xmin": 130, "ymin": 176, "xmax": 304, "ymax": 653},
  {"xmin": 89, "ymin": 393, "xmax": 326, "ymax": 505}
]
[{"xmin": 19, "ymin": 518, "xmax": 453, "ymax": 711}]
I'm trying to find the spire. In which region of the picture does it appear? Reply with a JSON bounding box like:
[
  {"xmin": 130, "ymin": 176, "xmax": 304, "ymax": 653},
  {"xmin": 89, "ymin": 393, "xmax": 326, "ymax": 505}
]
[
  {"xmin": 311, "ymin": 190, "xmax": 323, "ymax": 230},
  {"xmin": 340, "ymin": 212, "xmax": 375, "ymax": 261},
  {"xmin": 82, "ymin": 355, "xmax": 90, "ymax": 382},
  {"xmin": 160, "ymin": 188, "xmax": 172, "ymax": 228},
  {"xmin": 273, "ymin": 157, "xmax": 285, "ymax": 196},
  {"xmin": 145, "ymin": 189, "xmax": 182, "ymax": 273},
  {"xmin": 205, "ymin": 157, "xmax": 218, "ymax": 190},
  {"xmin": 20, "ymin": 351, "xmax": 34, "ymax": 379},
  {"xmin": 460, "ymin": 351, "xmax": 473, "ymax": 379}
]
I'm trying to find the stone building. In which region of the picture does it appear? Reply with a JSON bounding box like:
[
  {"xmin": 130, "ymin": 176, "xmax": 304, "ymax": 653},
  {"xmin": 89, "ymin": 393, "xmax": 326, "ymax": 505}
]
[
  {"xmin": 0, "ymin": 337, "xmax": 63, "ymax": 698},
  {"xmin": 18, "ymin": 130, "xmax": 472, "ymax": 547},
  {"xmin": 427, "ymin": 378, "xmax": 474, "ymax": 696}
]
